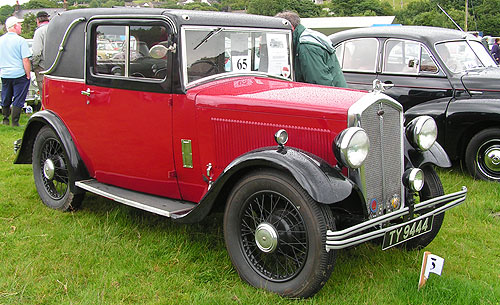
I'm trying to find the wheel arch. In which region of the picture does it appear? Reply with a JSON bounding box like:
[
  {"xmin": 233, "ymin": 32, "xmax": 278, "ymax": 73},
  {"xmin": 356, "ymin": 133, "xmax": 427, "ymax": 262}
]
[
  {"xmin": 176, "ymin": 147, "xmax": 361, "ymax": 223},
  {"xmin": 457, "ymin": 121, "xmax": 500, "ymax": 161},
  {"xmin": 405, "ymin": 136, "xmax": 451, "ymax": 169},
  {"xmin": 14, "ymin": 110, "xmax": 90, "ymax": 193}
]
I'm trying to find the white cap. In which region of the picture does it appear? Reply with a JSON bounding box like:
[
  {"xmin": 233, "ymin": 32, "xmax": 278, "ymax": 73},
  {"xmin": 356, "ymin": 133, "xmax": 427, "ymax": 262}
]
[{"xmin": 5, "ymin": 16, "xmax": 24, "ymax": 29}]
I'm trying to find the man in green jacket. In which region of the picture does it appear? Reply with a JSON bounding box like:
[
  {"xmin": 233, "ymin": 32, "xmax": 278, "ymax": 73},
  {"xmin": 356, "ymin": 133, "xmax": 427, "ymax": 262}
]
[{"xmin": 275, "ymin": 11, "xmax": 347, "ymax": 88}]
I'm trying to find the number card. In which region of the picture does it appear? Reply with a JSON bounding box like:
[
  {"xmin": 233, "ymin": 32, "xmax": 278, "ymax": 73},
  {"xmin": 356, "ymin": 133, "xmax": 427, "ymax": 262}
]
[{"xmin": 232, "ymin": 56, "xmax": 251, "ymax": 72}]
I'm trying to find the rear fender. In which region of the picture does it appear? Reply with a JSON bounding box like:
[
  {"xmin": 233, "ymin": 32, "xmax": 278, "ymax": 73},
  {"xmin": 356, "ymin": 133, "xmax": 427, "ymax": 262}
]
[{"xmin": 14, "ymin": 110, "xmax": 89, "ymax": 192}]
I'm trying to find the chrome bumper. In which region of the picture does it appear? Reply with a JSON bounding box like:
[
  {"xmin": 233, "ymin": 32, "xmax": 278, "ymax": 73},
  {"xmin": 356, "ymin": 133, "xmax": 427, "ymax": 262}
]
[{"xmin": 326, "ymin": 186, "xmax": 467, "ymax": 250}]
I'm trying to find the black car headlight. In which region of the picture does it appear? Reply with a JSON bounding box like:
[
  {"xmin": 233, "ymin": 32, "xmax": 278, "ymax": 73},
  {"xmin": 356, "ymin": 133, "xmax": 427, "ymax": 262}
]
[
  {"xmin": 334, "ymin": 127, "xmax": 370, "ymax": 169},
  {"xmin": 406, "ymin": 116, "xmax": 437, "ymax": 151}
]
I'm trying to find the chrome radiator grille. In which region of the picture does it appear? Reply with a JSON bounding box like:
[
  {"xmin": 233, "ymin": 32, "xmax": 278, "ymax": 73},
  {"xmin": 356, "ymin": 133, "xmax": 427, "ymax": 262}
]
[{"xmin": 348, "ymin": 96, "xmax": 404, "ymax": 218}]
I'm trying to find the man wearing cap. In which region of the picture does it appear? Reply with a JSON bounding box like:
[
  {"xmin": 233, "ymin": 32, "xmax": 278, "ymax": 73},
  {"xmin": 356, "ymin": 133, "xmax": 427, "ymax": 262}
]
[
  {"xmin": 275, "ymin": 11, "xmax": 347, "ymax": 88},
  {"xmin": 32, "ymin": 11, "xmax": 50, "ymax": 101},
  {"xmin": 0, "ymin": 16, "xmax": 31, "ymax": 126}
]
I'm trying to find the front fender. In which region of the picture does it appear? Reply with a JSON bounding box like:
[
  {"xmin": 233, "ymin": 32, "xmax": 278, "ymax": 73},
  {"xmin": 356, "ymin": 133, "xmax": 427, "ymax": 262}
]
[
  {"xmin": 14, "ymin": 110, "xmax": 90, "ymax": 191},
  {"xmin": 405, "ymin": 137, "xmax": 451, "ymax": 168},
  {"xmin": 176, "ymin": 147, "xmax": 358, "ymax": 223}
]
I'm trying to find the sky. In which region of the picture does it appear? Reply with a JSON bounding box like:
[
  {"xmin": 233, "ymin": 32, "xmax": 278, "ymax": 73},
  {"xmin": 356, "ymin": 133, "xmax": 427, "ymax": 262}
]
[{"xmin": 0, "ymin": 0, "xmax": 30, "ymax": 7}]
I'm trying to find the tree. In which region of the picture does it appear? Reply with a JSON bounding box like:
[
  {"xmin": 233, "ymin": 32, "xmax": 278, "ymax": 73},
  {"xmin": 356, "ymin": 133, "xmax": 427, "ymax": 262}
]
[
  {"xmin": 325, "ymin": 0, "xmax": 393, "ymax": 17},
  {"xmin": 473, "ymin": 0, "xmax": 500, "ymax": 36},
  {"xmin": 22, "ymin": 0, "xmax": 59, "ymax": 9},
  {"xmin": 0, "ymin": 5, "xmax": 14, "ymax": 25},
  {"xmin": 183, "ymin": 2, "xmax": 218, "ymax": 11},
  {"xmin": 247, "ymin": 0, "xmax": 288, "ymax": 16},
  {"xmin": 21, "ymin": 13, "xmax": 37, "ymax": 39}
]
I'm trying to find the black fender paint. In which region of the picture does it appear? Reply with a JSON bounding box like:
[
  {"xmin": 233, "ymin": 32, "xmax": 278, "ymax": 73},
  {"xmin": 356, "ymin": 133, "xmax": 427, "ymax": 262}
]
[
  {"xmin": 14, "ymin": 110, "xmax": 90, "ymax": 193},
  {"xmin": 404, "ymin": 136, "xmax": 451, "ymax": 169},
  {"xmin": 176, "ymin": 146, "xmax": 362, "ymax": 223}
]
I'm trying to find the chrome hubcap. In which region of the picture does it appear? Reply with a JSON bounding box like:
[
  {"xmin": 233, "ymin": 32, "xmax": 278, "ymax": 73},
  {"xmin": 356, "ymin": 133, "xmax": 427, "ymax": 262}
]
[
  {"xmin": 43, "ymin": 159, "xmax": 55, "ymax": 180},
  {"xmin": 477, "ymin": 140, "xmax": 500, "ymax": 179},
  {"xmin": 484, "ymin": 147, "xmax": 500, "ymax": 172},
  {"xmin": 255, "ymin": 223, "xmax": 278, "ymax": 253}
]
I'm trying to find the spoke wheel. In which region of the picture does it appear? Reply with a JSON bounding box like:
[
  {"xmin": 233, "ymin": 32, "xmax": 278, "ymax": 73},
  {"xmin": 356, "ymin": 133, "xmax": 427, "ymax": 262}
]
[
  {"xmin": 39, "ymin": 138, "xmax": 69, "ymax": 200},
  {"xmin": 33, "ymin": 126, "xmax": 84, "ymax": 211},
  {"xmin": 240, "ymin": 190, "xmax": 308, "ymax": 282},
  {"xmin": 224, "ymin": 169, "xmax": 335, "ymax": 298}
]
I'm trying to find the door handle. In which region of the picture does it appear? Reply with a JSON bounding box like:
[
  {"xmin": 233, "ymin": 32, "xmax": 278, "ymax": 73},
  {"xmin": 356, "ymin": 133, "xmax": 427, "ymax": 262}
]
[{"xmin": 81, "ymin": 88, "xmax": 92, "ymax": 96}]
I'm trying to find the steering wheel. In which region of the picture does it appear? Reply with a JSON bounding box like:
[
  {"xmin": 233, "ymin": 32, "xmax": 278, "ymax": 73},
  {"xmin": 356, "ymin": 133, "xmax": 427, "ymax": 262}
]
[{"xmin": 190, "ymin": 60, "xmax": 219, "ymax": 76}]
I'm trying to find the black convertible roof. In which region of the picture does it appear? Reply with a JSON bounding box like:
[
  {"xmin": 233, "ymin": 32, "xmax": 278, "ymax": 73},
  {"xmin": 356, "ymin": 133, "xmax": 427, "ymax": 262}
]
[
  {"xmin": 45, "ymin": 8, "xmax": 291, "ymax": 79},
  {"xmin": 329, "ymin": 25, "xmax": 475, "ymax": 46}
]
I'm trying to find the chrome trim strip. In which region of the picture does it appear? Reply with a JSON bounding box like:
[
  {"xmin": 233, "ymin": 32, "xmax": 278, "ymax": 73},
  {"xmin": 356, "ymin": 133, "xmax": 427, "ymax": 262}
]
[
  {"xmin": 125, "ymin": 26, "xmax": 130, "ymax": 77},
  {"xmin": 43, "ymin": 17, "xmax": 86, "ymax": 75},
  {"xmin": 325, "ymin": 186, "xmax": 467, "ymax": 250},
  {"xmin": 44, "ymin": 75, "xmax": 84, "ymax": 82},
  {"xmin": 87, "ymin": 15, "xmax": 177, "ymax": 34},
  {"xmin": 75, "ymin": 181, "xmax": 194, "ymax": 218},
  {"xmin": 185, "ymin": 71, "xmax": 292, "ymax": 90}
]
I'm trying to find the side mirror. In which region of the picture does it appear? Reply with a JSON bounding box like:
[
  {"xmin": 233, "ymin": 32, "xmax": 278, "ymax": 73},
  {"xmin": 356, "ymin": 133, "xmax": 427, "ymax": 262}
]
[
  {"xmin": 149, "ymin": 42, "xmax": 177, "ymax": 59},
  {"xmin": 408, "ymin": 58, "xmax": 419, "ymax": 68}
]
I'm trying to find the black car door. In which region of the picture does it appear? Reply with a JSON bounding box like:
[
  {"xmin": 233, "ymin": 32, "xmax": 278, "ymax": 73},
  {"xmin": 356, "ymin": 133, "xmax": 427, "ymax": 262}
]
[{"xmin": 376, "ymin": 39, "xmax": 453, "ymax": 110}]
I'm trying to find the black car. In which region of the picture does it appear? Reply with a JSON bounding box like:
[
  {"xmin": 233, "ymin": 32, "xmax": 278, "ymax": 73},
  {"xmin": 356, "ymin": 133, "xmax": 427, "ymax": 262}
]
[{"xmin": 330, "ymin": 26, "xmax": 500, "ymax": 182}]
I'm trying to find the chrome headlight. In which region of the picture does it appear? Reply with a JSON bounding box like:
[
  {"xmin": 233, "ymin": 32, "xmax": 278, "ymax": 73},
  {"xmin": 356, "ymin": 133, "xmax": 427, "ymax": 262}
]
[
  {"xmin": 406, "ymin": 116, "xmax": 437, "ymax": 151},
  {"xmin": 403, "ymin": 168, "xmax": 424, "ymax": 192},
  {"xmin": 334, "ymin": 127, "xmax": 370, "ymax": 169}
]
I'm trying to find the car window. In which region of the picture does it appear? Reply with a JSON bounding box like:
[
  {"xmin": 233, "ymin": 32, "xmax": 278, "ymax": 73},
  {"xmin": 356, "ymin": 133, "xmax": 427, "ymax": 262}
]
[
  {"xmin": 94, "ymin": 24, "xmax": 172, "ymax": 80},
  {"xmin": 383, "ymin": 39, "xmax": 438, "ymax": 75},
  {"xmin": 336, "ymin": 38, "xmax": 378, "ymax": 72},
  {"xmin": 419, "ymin": 47, "xmax": 438, "ymax": 73},
  {"xmin": 182, "ymin": 27, "xmax": 292, "ymax": 84}
]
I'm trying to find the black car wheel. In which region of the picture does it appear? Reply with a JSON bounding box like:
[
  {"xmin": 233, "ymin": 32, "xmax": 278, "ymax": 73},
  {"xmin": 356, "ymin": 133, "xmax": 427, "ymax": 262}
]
[
  {"xmin": 400, "ymin": 166, "xmax": 445, "ymax": 250},
  {"xmin": 32, "ymin": 126, "xmax": 84, "ymax": 211},
  {"xmin": 223, "ymin": 169, "xmax": 335, "ymax": 298},
  {"xmin": 465, "ymin": 128, "xmax": 500, "ymax": 181}
]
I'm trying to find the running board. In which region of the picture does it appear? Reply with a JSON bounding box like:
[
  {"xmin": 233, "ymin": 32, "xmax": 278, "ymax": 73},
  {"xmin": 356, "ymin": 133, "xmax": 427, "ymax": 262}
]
[{"xmin": 75, "ymin": 179, "xmax": 196, "ymax": 219}]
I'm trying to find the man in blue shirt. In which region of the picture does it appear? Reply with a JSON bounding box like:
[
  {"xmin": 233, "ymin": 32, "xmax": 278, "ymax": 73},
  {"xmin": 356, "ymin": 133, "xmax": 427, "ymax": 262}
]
[{"xmin": 0, "ymin": 16, "xmax": 32, "ymax": 126}]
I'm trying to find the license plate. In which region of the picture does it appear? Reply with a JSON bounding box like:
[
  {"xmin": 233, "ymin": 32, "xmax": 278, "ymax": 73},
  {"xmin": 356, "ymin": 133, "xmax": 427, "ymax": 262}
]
[{"xmin": 382, "ymin": 215, "xmax": 434, "ymax": 250}]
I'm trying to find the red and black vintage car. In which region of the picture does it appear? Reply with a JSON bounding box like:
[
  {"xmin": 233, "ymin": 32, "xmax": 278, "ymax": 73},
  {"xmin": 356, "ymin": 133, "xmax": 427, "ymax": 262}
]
[{"xmin": 14, "ymin": 9, "xmax": 467, "ymax": 298}]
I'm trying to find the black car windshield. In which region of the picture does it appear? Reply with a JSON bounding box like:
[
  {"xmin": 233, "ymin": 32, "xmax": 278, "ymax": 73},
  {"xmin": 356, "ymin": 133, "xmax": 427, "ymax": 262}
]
[
  {"xmin": 436, "ymin": 40, "xmax": 497, "ymax": 73},
  {"xmin": 182, "ymin": 26, "xmax": 292, "ymax": 85}
]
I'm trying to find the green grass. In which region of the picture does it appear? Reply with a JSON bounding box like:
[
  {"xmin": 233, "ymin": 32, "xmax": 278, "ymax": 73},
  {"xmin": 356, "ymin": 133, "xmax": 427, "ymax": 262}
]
[{"xmin": 1, "ymin": 113, "xmax": 499, "ymax": 304}]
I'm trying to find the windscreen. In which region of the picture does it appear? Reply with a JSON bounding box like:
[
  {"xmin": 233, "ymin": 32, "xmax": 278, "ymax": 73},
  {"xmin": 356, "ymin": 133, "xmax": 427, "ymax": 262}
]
[
  {"xmin": 182, "ymin": 26, "xmax": 292, "ymax": 84},
  {"xmin": 436, "ymin": 40, "xmax": 497, "ymax": 73}
]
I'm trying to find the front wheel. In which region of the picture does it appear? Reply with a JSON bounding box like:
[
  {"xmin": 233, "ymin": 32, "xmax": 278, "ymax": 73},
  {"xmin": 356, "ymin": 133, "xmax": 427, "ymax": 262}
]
[
  {"xmin": 400, "ymin": 166, "xmax": 445, "ymax": 250},
  {"xmin": 465, "ymin": 128, "xmax": 500, "ymax": 181},
  {"xmin": 224, "ymin": 169, "xmax": 336, "ymax": 298},
  {"xmin": 32, "ymin": 126, "xmax": 84, "ymax": 211}
]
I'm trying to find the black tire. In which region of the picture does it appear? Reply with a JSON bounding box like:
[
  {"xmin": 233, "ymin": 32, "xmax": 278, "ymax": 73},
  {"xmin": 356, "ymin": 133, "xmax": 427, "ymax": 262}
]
[
  {"xmin": 400, "ymin": 166, "xmax": 445, "ymax": 250},
  {"xmin": 32, "ymin": 126, "xmax": 84, "ymax": 211},
  {"xmin": 465, "ymin": 128, "xmax": 500, "ymax": 181},
  {"xmin": 223, "ymin": 169, "xmax": 336, "ymax": 298}
]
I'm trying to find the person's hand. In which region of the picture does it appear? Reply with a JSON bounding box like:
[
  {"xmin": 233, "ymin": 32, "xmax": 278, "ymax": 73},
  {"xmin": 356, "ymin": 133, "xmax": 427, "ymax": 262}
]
[{"xmin": 26, "ymin": 73, "xmax": 30, "ymax": 80}]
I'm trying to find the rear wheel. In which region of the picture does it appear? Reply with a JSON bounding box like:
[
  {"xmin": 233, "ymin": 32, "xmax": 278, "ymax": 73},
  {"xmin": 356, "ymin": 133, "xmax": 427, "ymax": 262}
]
[
  {"xmin": 400, "ymin": 166, "xmax": 444, "ymax": 250},
  {"xmin": 32, "ymin": 126, "xmax": 84, "ymax": 211},
  {"xmin": 224, "ymin": 169, "xmax": 336, "ymax": 298},
  {"xmin": 465, "ymin": 128, "xmax": 500, "ymax": 181}
]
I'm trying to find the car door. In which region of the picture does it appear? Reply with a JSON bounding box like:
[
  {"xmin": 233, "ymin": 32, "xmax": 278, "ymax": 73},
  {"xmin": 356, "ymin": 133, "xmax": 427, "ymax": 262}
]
[
  {"xmin": 376, "ymin": 39, "xmax": 453, "ymax": 110},
  {"xmin": 78, "ymin": 18, "xmax": 180, "ymax": 199}
]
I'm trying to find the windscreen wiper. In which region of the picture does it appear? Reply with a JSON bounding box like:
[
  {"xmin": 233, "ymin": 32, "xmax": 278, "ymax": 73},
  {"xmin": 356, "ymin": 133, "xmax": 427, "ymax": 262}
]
[{"xmin": 193, "ymin": 27, "xmax": 224, "ymax": 50}]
